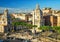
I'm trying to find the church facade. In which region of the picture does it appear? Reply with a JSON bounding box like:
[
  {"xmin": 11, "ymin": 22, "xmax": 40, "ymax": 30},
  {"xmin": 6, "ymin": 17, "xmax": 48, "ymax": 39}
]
[
  {"xmin": 32, "ymin": 4, "xmax": 43, "ymax": 28},
  {"xmin": 0, "ymin": 9, "xmax": 8, "ymax": 33}
]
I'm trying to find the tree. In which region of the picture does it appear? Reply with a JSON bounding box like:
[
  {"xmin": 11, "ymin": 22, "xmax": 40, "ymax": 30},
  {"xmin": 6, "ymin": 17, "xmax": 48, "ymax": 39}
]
[
  {"xmin": 26, "ymin": 24, "xmax": 33, "ymax": 29},
  {"xmin": 12, "ymin": 21, "xmax": 33, "ymax": 32},
  {"xmin": 38, "ymin": 26, "xmax": 52, "ymax": 32},
  {"xmin": 38, "ymin": 26, "xmax": 52, "ymax": 42}
]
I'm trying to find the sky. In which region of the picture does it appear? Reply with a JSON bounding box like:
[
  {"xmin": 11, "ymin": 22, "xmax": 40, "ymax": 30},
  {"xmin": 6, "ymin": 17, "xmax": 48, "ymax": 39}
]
[{"xmin": 0, "ymin": 0, "xmax": 60, "ymax": 13}]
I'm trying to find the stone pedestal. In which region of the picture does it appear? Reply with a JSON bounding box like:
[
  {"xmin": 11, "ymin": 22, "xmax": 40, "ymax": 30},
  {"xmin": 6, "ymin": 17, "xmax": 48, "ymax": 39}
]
[{"xmin": 0, "ymin": 26, "xmax": 4, "ymax": 33}]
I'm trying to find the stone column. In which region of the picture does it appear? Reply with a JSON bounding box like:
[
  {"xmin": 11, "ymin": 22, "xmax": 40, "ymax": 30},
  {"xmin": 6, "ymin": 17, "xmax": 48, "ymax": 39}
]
[
  {"xmin": 50, "ymin": 16, "xmax": 53, "ymax": 27},
  {"xmin": 57, "ymin": 16, "xmax": 60, "ymax": 26}
]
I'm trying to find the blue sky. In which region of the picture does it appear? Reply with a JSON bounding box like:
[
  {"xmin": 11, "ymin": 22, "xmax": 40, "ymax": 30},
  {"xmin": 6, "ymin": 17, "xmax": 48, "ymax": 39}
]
[{"xmin": 0, "ymin": 0, "xmax": 60, "ymax": 13}]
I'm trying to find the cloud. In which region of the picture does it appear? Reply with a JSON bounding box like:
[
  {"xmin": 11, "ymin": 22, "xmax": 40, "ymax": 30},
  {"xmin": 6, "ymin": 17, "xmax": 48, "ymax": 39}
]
[{"xmin": 0, "ymin": 7, "xmax": 32, "ymax": 14}]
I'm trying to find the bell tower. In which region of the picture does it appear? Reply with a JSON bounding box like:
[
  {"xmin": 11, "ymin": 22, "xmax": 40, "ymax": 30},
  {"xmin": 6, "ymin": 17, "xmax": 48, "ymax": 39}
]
[
  {"xmin": 36, "ymin": 4, "xmax": 40, "ymax": 10},
  {"xmin": 3, "ymin": 8, "xmax": 8, "ymax": 25},
  {"xmin": 32, "ymin": 4, "xmax": 43, "ymax": 28},
  {"xmin": 4, "ymin": 8, "xmax": 8, "ymax": 17}
]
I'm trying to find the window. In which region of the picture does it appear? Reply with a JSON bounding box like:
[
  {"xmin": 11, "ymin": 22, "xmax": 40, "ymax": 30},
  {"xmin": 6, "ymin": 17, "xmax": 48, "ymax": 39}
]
[
  {"xmin": 0, "ymin": 22, "xmax": 2, "ymax": 24},
  {"xmin": 0, "ymin": 26, "xmax": 2, "ymax": 28},
  {"xmin": 37, "ymin": 16, "xmax": 39, "ymax": 18},
  {"xmin": 4, "ymin": 21, "xmax": 6, "ymax": 23},
  {"xmin": 3, "ymin": 19, "xmax": 5, "ymax": 21}
]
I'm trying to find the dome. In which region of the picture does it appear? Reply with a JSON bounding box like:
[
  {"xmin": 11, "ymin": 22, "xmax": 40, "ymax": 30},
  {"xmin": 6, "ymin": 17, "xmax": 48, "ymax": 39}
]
[{"xmin": 36, "ymin": 4, "xmax": 40, "ymax": 10}]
